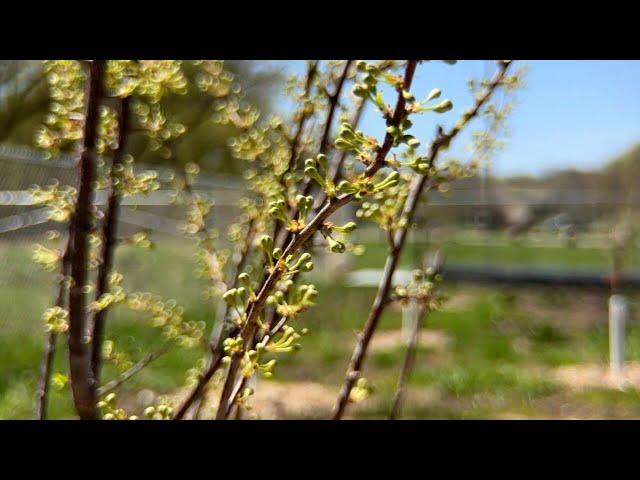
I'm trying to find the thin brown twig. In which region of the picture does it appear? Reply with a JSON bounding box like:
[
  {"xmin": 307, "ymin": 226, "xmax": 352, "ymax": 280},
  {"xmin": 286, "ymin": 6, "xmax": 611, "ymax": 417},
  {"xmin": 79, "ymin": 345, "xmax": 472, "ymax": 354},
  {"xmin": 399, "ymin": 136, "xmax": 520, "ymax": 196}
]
[
  {"xmin": 267, "ymin": 61, "xmax": 354, "ymax": 330},
  {"xmin": 319, "ymin": 60, "xmax": 353, "ymax": 155},
  {"xmin": 215, "ymin": 60, "xmax": 419, "ymax": 420},
  {"xmin": 36, "ymin": 230, "xmax": 73, "ymax": 420},
  {"xmin": 315, "ymin": 60, "xmax": 396, "ymax": 211},
  {"xmin": 91, "ymin": 95, "xmax": 130, "ymax": 385},
  {"xmin": 272, "ymin": 61, "xmax": 319, "ymax": 250},
  {"xmin": 96, "ymin": 343, "xmax": 172, "ymax": 397},
  {"xmin": 283, "ymin": 60, "xmax": 353, "ymax": 224},
  {"xmin": 318, "ymin": 97, "xmax": 366, "ymax": 208},
  {"xmin": 284, "ymin": 61, "xmax": 319, "ymax": 176},
  {"xmin": 172, "ymin": 217, "xmax": 256, "ymax": 420},
  {"xmin": 190, "ymin": 219, "xmax": 257, "ymax": 419},
  {"xmin": 330, "ymin": 60, "xmax": 512, "ymax": 420},
  {"xmin": 222, "ymin": 315, "xmax": 287, "ymax": 419}
]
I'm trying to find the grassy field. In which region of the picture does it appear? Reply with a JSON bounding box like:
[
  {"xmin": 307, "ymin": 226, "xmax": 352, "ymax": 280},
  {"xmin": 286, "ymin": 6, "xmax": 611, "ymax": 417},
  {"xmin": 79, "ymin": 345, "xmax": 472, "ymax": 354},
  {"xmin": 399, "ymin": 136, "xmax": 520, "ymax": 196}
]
[
  {"xmin": 353, "ymin": 237, "xmax": 630, "ymax": 271},
  {"xmin": 1, "ymin": 236, "xmax": 640, "ymax": 419}
]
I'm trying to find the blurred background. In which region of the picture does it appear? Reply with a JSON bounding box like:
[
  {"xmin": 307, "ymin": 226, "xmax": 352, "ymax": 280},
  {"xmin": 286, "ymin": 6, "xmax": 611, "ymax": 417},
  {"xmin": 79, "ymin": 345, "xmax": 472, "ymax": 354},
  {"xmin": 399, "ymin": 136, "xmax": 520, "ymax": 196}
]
[{"xmin": 1, "ymin": 60, "xmax": 640, "ymax": 419}]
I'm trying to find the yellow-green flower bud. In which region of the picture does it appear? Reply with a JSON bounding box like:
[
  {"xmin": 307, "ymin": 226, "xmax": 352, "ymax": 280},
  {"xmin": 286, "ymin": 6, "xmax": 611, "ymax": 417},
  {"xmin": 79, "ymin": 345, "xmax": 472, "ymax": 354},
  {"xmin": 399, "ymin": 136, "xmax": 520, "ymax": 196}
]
[
  {"xmin": 426, "ymin": 88, "xmax": 441, "ymax": 101},
  {"xmin": 327, "ymin": 236, "xmax": 346, "ymax": 254},
  {"xmin": 431, "ymin": 99, "xmax": 453, "ymax": 113}
]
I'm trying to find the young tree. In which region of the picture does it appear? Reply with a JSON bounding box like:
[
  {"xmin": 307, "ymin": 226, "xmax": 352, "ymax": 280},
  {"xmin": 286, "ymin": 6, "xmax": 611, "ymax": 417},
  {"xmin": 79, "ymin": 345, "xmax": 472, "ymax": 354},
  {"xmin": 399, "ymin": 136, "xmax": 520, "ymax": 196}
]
[
  {"xmin": 331, "ymin": 60, "xmax": 522, "ymax": 419},
  {"xmin": 32, "ymin": 59, "xmax": 524, "ymax": 420}
]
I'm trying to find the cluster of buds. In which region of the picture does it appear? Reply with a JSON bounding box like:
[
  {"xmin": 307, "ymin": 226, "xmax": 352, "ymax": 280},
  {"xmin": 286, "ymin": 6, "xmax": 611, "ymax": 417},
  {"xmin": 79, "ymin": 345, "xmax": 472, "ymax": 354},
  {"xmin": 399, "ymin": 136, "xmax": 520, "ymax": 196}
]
[
  {"xmin": 185, "ymin": 357, "xmax": 208, "ymax": 387},
  {"xmin": 235, "ymin": 387, "xmax": 255, "ymax": 410},
  {"xmin": 51, "ymin": 373, "xmax": 68, "ymax": 391},
  {"xmin": 183, "ymin": 161, "xmax": 201, "ymax": 188},
  {"xmin": 334, "ymin": 123, "xmax": 379, "ymax": 167},
  {"xmin": 240, "ymin": 349, "xmax": 276, "ymax": 379},
  {"xmin": 98, "ymin": 393, "xmax": 135, "ymax": 420},
  {"xmin": 183, "ymin": 195, "xmax": 214, "ymax": 236},
  {"xmin": 30, "ymin": 182, "xmax": 77, "ymax": 223},
  {"xmin": 96, "ymin": 105, "xmax": 120, "ymax": 155},
  {"xmin": 356, "ymin": 174, "xmax": 411, "ymax": 232},
  {"xmin": 266, "ymin": 283, "xmax": 318, "ymax": 318},
  {"xmin": 398, "ymin": 148, "xmax": 433, "ymax": 174},
  {"xmin": 35, "ymin": 60, "xmax": 85, "ymax": 155},
  {"xmin": 337, "ymin": 170, "xmax": 400, "ymax": 200},
  {"xmin": 121, "ymin": 230, "xmax": 154, "ymax": 250},
  {"xmin": 143, "ymin": 399, "xmax": 174, "ymax": 420},
  {"xmin": 91, "ymin": 272, "xmax": 126, "ymax": 312},
  {"xmin": 111, "ymin": 155, "xmax": 160, "ymax": 196},
  {"xmin": 393, "ymin": 261, "xmax": 443, "ymax": 309},
  {"xmin": 352, "ymin": 61, "xmax": 403, "ymax": 117},
  {"xmin": 222, "ymin": 283, "xmax": 253, "ymax": 326},
  {"xmin": 408, "ymin": 87, "xmax": 453, "ymax": 115},
  {"xmin": 135, "ymin": 60, "xmax": 188, "ymax": 101},
  {"xmin": 87, "ymin": 232, "xmax": 103, "ymax": 270},
  {"xmin": 258, "ymin": 325, "xmax": 309, "ymax": 354},
  {"xmin": 225, "ymin": 100, "xmax": 261, "ymax": 130},
  {"xmin": 223, "ymin": 335, "xmax": 244, "ymax": 356},
  {"xmin": 320, "ymin": 220, "xmax": 357, "ymax": 254},
  {"xmin": 132, "ymin": 101, "xmax": 187, "ymax": 159},
  {"xmin": 104, "ymin": 60, "xmax": 138, "ymax": 97},
  {"xmin": 194, "ymin": 60, "xmax": 234, "ymax": 97},
  {"xmin": 42, "ymin": 306, "xmax": 69, "ymax": 333},
  {"xmin": 259, "ymin": 235, "xmax": 314, "ymax": 275},
  {"xmin": 228, "ymin": 125, "xmax": 274, "ymax": 162},
  {"xmin": 268, "ymin": 194, "xmax": 313, "ymax": 234},
  {"xmin": 238, "ymin": 324, "xmax": 310, "ymax": 380},
  {"xmin": 304, "ymin": 154, "xmax": 337, "ymax": 198},
  {"xmin": 125, "ymin": 292, "xmax": 205, "ymax": 347},
  {"xmin": 385, "ymin": 117, "xmax": 421, "ymax": 150},
  {"xmin": 32, "ymin": 244, "xmax": 62, "ymax": 272},
  {"xmin": 101, "ymin": 339, "xmax": 133, "ymax": 373}
]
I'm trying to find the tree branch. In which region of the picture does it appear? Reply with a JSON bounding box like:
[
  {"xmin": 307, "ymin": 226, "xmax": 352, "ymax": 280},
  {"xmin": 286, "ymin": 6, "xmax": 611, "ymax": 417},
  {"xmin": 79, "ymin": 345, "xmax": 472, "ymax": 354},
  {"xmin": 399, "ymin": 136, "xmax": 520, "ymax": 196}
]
[
  {"xmin": 215, "ymin": 60, "xmax": 419, "ymax": 419},
  {"xmin": 172, "ymin": 217, "xmax": 256, "ymax": 420},
  {"xmin": 96, "ymin": 343, "xmax": 171, "ymax": 397},
  {"xmin": 91, "ymin": 95, "xmax": 130, "ymax": 385},
  {"xmin": 67, "ymin": 60, "xmax": 106, "ymax": 420},
  {"xmin": 36, "ymin": 230, "xmax": 73, "ymax": 420},
  {"xmin": 331, "ymin": 60, "xmax": 512, "ymax": 420},
  {"xmin": 272, "ymin": 61, "xmax": 319, "ymax": 248}
]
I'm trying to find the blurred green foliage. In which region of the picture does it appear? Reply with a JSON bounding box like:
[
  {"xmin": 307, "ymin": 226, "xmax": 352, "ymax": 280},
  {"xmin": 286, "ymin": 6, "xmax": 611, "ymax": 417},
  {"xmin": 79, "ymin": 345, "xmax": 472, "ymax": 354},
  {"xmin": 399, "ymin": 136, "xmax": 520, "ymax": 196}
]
[{"xmin": 0, "ymin": 60, "xmax": 284, "ymax": 175}]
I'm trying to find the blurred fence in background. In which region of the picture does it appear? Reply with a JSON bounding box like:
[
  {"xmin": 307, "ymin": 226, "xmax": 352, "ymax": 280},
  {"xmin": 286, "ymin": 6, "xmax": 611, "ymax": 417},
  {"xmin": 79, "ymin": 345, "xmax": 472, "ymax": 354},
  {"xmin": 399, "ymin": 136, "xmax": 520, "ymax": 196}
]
[{"xmin": 1, "ymin": 142, "xmax": 639, "ymax": 306}]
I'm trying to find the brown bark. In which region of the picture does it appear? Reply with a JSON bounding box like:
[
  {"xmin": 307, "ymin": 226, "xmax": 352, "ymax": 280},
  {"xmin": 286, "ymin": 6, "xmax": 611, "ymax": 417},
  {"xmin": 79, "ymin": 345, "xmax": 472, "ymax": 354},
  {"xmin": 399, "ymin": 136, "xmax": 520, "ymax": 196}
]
[
  {"xmin": 215, "ymin": 60, "xmax": 419, "ymax": 419},
  {"xmin": 272, "ymin": 61, "xmax": 319, "ymax": 249},
  {"xmin": 67, "ymin": 60, "xmax": 105, "ymax": 420},
  {"xmin": 36, "ymin": 231, "xmax": 73, "ymax": 419},
  {"xmin": 91, "ymin": 95, "xmax": 130, "ymax": 385},
  {"xmin": 96, "ymin": 343, "xmax": 170, "ymax": 397},
  {"xmin": 331, "ymin": 173, "xmax": 429, "ymax": 419},
  {"xmin": 172, "ymin": 218, "xmax": 256, "ymax": 420},
  {"xmin": 267, "ymin": 60, "xmax": 354, "ymax": 329},
  {"xmin": 331, "ymin": 60, "xmax": 512, "ymax": 420}
]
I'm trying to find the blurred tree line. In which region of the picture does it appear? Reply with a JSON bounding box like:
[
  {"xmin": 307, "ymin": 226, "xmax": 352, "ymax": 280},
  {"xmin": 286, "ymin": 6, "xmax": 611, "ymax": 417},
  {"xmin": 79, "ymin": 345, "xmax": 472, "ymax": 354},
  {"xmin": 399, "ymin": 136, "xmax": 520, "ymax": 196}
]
[{"xmin": 414, "ymin": 142, "xmax": 640, "ymax": 233}]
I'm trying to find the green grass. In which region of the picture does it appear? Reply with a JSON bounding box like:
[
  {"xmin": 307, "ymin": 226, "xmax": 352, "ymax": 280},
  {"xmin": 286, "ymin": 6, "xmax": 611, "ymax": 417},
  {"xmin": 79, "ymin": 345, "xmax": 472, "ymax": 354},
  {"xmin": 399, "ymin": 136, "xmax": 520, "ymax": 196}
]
[
  {"xmin": 353, "ymin": 240, "xmax": 624, "ymax": 270},
  {"xmin": 2, "ymin": 236, "xmax": 640, "ymax": 419}
]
